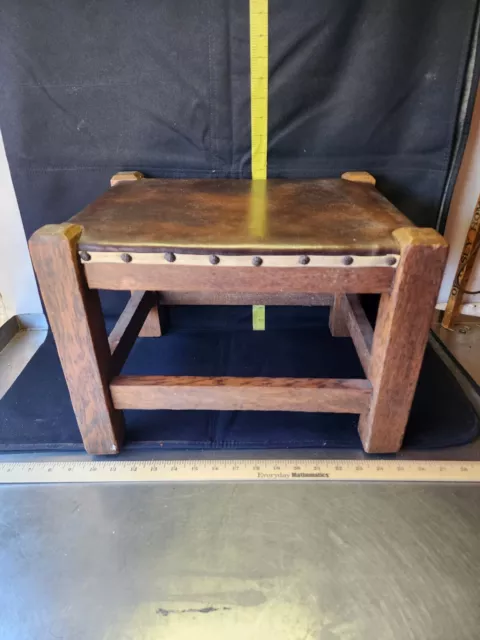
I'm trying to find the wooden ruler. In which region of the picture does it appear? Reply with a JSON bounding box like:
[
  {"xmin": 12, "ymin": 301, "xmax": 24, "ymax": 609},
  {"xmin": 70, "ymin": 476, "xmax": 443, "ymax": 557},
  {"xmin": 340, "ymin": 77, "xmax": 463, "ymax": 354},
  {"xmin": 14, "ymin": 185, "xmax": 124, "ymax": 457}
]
[{"xmin": 0, "ymin": 459, "xmax": 479, "ymax": 484}]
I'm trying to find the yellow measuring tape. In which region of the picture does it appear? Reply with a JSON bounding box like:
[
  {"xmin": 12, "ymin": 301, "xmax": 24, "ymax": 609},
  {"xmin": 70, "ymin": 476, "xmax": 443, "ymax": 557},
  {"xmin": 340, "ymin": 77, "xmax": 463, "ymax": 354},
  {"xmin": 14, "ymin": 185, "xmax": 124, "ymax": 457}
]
[
  {"xmin": 250, "ymin": 0, "xmax": 268, "ymax": 330},
  {"xmin": 250, "ymin": 0, "xmax": 268, "ymax": 181}
]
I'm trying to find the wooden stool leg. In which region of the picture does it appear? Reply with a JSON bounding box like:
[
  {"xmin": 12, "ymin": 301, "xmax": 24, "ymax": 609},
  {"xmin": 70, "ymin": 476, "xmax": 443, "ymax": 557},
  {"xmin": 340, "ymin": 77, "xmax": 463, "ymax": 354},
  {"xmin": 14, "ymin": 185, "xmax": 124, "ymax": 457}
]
[
  {"xmin": 358, "ymin": 228, "xmax": 448, "ymax": 453},
  {"xmin": 134, "ymin": 292, "xmax": 162, "ymax": 337},
  {"xmin": 329, "ymin": 294, "xmax": 350, "ymax": 337},
  {"xmin": 29, "ymin": 223, "xmax": 124, "ymax": 455}
]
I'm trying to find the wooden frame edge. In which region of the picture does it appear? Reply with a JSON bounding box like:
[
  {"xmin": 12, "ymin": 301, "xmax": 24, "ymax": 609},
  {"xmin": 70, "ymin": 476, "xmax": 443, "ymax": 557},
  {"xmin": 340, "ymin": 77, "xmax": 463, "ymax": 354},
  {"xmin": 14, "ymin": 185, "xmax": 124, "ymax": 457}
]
[
  {"xmin": 29, "ymin": 223, "xmax": 124, "ymax": 455},
  {"xmin": 108, "ymin": 291, "xmax": 157, "ymax": 377},
  {"xmin": 84, "ymin": 263, "xmax": 396, "ymax": 294},
  {"xmin": 110, "ymin": 375, "xmax": 372, "ymax": 414},
  {"xmin": 341, "ymin": 294, "xmax": 374, "ymax": 376}
]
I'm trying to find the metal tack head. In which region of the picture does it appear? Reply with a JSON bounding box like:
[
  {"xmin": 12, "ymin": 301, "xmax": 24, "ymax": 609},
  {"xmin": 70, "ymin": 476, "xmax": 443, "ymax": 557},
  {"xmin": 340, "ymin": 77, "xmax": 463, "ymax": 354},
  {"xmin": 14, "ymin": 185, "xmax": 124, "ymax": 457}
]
[
  {"xmin": 342, "ymin": 255, "xmax": 354, "ymax": 266},
  {"xmin": 121, "ymin": 253, "xmax": 132, "ymax": 263},
  {"xmin": 299, "ymin": 255, "xmax": 310, "ymax": 265},
  {"xmin": 209, "ymin": 255, "xmax": 220, "ymax": 265},
  {"xmin": 79, "ymin": 251, "xmax": 91, "ymax": 262},
  {"xmin": 386, "ymin": 256, "xmax": 397, "ymax": 266},
  {"xmin": 164, "ymin": 252, "xmax": 176, "ymax": 263},
  {"xmin": 252, "ymin": 256, "xmax": 263, "ymax": 267}
]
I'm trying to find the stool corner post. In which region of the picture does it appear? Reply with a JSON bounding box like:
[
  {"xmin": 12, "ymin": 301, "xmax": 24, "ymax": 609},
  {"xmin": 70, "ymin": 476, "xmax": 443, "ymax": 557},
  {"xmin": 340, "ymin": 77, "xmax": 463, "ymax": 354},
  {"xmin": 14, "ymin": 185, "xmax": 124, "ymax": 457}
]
[
  {"xmin": 359, "ymin": 226, "xmax": 448, "ymax": 454},
  {"xmin": 28, "ymin": 221, "xmax": 125, "ymax": 455}
]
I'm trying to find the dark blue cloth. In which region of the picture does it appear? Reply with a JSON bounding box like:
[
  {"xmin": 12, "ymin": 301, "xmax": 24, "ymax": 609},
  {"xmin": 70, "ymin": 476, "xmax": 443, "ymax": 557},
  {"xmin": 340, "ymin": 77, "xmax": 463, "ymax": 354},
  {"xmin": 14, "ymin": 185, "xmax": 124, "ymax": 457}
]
[{"xmin": 0, "ymin": 307, "xmax": 478, "ymax": 452}]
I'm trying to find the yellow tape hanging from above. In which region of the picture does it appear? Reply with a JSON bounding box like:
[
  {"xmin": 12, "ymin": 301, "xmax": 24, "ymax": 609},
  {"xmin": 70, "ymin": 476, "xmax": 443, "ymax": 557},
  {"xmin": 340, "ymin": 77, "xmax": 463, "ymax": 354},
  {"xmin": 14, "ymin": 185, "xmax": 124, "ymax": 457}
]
[
  {"xmin": 249, "ymin": 0, "xmax": 268, "ymax": 330},
  {"xmin": 250, "ymin": 0, "xmax": 268, "ymax": 181}
]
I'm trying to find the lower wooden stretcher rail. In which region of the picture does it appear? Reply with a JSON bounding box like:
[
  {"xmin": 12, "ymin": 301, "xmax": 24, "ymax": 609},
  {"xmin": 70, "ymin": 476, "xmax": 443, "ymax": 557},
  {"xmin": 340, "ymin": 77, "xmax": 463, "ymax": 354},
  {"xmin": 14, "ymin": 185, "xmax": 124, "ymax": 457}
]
[{"xmin": 110, "ymin": 375, "xmax": 372, "ymax": 414}]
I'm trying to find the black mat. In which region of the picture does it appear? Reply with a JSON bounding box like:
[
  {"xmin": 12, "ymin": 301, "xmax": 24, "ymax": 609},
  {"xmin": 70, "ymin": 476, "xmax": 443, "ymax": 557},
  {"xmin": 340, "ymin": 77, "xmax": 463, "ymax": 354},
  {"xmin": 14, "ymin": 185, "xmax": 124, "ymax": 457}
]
[{"xmin": 1, "ymin": 307, "xmax": 478, "ymax": 452}]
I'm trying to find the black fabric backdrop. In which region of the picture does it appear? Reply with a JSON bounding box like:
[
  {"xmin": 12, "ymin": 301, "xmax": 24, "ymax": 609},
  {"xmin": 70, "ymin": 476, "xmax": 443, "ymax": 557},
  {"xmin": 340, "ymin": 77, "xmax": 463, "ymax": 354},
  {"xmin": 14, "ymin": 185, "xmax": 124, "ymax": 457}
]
[{"xmin": 1, "ymin": 2, "xmax": 479, "ymax": 279}]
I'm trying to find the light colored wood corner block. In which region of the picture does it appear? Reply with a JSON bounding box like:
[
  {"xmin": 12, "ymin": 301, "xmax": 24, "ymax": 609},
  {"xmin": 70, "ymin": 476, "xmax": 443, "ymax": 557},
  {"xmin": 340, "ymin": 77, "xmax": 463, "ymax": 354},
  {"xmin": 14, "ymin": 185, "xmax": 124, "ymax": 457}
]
[
  {"xmin": 110, "ymin": 171, "xmax": 145, "ymax": 187},
  {"xmin": 392, "ymin": 226, "xmax": 448, "ymax": 250},
  {"xmin": 341, "ymin": 172, "xmax": 376, "ymax": 186}
]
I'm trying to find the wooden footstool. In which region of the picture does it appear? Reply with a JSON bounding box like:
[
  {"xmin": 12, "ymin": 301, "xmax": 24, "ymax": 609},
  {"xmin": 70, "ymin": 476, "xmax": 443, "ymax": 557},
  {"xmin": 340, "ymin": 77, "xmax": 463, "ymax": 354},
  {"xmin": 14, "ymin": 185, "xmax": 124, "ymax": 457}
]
[{"xmin": 29, "ymin": 172, "xmax": 448, "ymax": 455}]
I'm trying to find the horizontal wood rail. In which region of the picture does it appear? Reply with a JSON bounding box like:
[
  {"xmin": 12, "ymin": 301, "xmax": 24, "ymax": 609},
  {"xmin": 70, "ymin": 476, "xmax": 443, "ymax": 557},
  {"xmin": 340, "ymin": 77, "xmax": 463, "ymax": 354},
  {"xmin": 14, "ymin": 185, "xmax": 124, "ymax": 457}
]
[
  {"xmin": 110, "ymin": 376, "xmax": 372, "ymax": 413},
  {"xmin": 108, "ymin": 291, "xmax": 157, "ymax": 377},
  {"xmin": 84, "ymin": 263, "xmax": 395, "ymax": 294},
  {"xmin": 158, "ymin": 291, "xmax": 334, "ymax": 306},
  {"xmin": 341, "ymin": 294, "xmax": 374, "ymax": 375}
]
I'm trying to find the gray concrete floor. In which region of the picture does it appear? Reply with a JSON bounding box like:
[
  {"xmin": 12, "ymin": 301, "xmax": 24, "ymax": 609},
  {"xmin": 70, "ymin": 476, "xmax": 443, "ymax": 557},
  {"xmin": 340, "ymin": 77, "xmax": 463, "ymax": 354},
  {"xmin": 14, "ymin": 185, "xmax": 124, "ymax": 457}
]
[{"xmin": 0, "ymin": 319, "xmax": 479, "ymax": 639}]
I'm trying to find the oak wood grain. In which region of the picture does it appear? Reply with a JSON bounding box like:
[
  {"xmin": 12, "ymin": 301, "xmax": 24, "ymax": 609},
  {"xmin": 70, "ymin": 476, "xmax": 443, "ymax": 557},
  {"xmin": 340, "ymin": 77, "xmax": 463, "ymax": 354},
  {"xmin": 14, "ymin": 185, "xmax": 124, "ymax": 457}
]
[
  {"xmin": 138, "ymin": 304, "xmax": 162, "ymax": 337},
  {"xmin": 130, "ymin": 291, "xmax": 162, "ymax": 337},
  {"xmin": 341, "ymin": 294, "xmax": 373, "ymax": 376},
  {"xmin": 108, "ymin": 291, "xmax": 156, "ymax": 377},
  {"xmin": 84, "ymin": 263, "xmax": 395, "ymax": 294},
  {"xmin": 110, "ymin": 376, "xmax": 372, "ymax": 413},
  {"xmin": 29, "ymin": 223, "xmax": 124, "ymax": 455},
  {"xmin": 158, "ymin": 292, "xmax": 333, "ymax": 306},
  {"xmin": 358, "ymin": 227, "xmax": 448, "ymax": 453},
  {"xmin": 329, "ymin": 294, "xmax": 350, "ymax": 337}
]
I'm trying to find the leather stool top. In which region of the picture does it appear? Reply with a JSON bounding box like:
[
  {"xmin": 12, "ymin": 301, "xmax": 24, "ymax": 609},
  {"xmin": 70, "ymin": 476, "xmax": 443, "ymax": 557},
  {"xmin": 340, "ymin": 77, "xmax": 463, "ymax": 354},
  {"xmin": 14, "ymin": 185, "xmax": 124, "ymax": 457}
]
[{"xmin": 71, "ymin": 179, "xmax": 414, "ymax": 256}]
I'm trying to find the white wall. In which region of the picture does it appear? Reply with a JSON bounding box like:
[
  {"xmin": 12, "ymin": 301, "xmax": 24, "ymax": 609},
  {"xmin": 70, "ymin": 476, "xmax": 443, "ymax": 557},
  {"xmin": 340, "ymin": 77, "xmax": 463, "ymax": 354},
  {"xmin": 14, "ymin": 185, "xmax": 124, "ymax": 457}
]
[
  {"xmin": 438, "ymin": 87, "xmax": 480, "ymax": 313},
  {"xmin": 0, "ymin": 130, "xmax": 42, "ymax": 321}
]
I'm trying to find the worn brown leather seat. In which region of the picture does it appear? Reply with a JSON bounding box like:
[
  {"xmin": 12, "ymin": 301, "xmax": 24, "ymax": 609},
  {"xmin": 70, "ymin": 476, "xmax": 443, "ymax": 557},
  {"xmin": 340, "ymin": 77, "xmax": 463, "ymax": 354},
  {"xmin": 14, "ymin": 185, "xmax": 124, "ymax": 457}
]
[{"xmin": 71, "ymin": 177, "xmax": 413, "ymax": 257}]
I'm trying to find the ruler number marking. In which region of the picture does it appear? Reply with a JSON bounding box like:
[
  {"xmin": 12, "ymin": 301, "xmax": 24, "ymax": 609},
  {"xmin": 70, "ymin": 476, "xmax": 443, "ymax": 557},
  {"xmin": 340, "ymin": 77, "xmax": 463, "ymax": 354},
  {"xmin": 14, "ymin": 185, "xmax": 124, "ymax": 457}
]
[{"xmin": 0, "ymin": 460, "xmax": 479, "ymax": 483}]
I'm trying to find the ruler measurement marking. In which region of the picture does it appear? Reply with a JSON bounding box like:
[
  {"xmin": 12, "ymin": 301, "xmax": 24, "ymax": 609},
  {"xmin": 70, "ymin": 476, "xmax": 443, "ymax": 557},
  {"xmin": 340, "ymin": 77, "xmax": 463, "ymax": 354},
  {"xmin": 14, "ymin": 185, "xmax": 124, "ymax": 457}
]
[
  {"xmin": 0, "ymin": 460, "xmax": 479, "ymax": 484},
  {"xmin": 249, "ymin": 0, "xmax": 268, "ymax": 328},
  {"xmin": 250, "ymin": 0, "xmax": 268, "ymax": 181}
]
